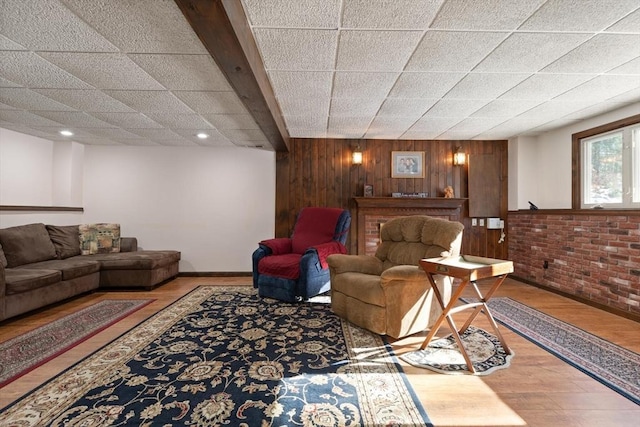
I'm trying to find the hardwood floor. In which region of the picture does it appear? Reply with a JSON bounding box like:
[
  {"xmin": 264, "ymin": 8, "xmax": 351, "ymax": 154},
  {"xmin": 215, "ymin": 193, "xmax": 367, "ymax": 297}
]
[{"xmin": 1, "ymin": 276, "xmax": 638, "ymax": 426}]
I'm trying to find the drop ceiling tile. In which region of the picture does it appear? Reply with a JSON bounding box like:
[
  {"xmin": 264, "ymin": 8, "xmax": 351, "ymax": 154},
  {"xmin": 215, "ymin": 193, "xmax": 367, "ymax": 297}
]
[
  {"xmin": 130, "ymin": 54, "xmax": 231, "ymax": 91},
  {"xmin": 0, "ymin": 0, "xmax": 118, "ymax": 52},
  {"xmin": 561, "ymin": 102, "xmax": 636, "ymax": 121},
  {"xmin": 424, "ymin": 99, "xmax": 490, "ymax": 117},
  {"xmin": 342, "ymin": 0, "xmax": 444, "ymax": 29},
  {"xmin": 88, "ymin": 112, "xmax": 163, "ymax": 129},
  {"xmin": 607, "ymin": 57, "xmax": 640, "ymax": 75},
  {"xmin": 0, "ymin": 34, "xmax": 26, "ymax": 50},
  {"xmin": 326, "ymin": 129, "xmax": 367, "ymax": 138},
  {"xmin": 195, "ymin": 138, "xmax": 235, "ymax": 147},
  {"xmin": 0, "ymin": 76, "xmax": 22, "ymax": 88},
  {"xmin": 200, "ymin": 114, "xmax": 260, "ymax": 130},
  {"xmin": 399, "ymin": 129, "xmax": 445, "ymax": 139},
  {"xmin": 32, "ymin": 89, "xmax": 136, "ymax": 112},
  {"xmin": 472, "ymin": 99, "xmax": 544, "ymax": 117},
  {"xmin": 367, "ymin": 115, "xmax": 419, "ymax": 132},
  {"xmin": 328, "ymin": 116, "xmax": 372, "ymax": 132},
  {"xmin": 242, "ymin": 0, "xmax": 340, "ymax": 27},
  {"xmin": 287, "ymin": 128, "xmax": 327, "ymax": 138},
  {"xmin": 407, "ymin": 116, "xmax": 462, "ymax": 132},
  {"xmin": 499, "ymin": 74, "xmax": 596, "ymax": 100},
  {"xmin": 70, "ymin": 137, "xmax": 125, "ymax": 146},
  {"xmin": 446, "ymin": 116, "xmax": 509, "ymax": 133},
  {"xmin": 173, "ymin": 91, "xmax": 249, "ymax": 114},
  {"xmin": 336, "ymin": 30, "xmax": 423, "ymax": 71},
  {"xmin": 330, "ymin": 98, "xmax": 383, "ymax": 116},
  {"xmin": 445, "ymin": 73, "xmax": 531, "ymax": 99},
  {"xmin": 144, "ymin": 113, "xmax": 216, "ymax": 130},
  {"xmin": 542, "ymin": 34, "xmax": 640, "ymax": 74},
  {"xmin": 0, "ymin": 101, "xmax": 16, "ymax": 110},
  {"xmin": 0, "ymin": 110, "xmax": 66, "ymax": 127},
  {"xmin": 475, "ymin": 33, "xmax": 591, "ymax": 73},
  {"xmin": 39, "ymin": 52, "xmax": 165, "ymax": 90},
  {"xmin": 363, "ymin": 128, "xmax": 405, "ymax": 139},
  {"xmin": 277, "ymin": 98, "xmax": 330, "ymax": 116},
  {"xmin": 389, "ymin": 72, "xmax": 465, "ymax": 98},
  {"xmin": 77, "ymin": 127, "xmax": 141, "ymax": 140},
  {"xmin": 253, "ymin": 29, "xmax": 338, "ymax": 70},
  {"xmin": 34, "ymin": 111, "xmax": 116, "ymax": 128},
  {"xmin": 172, "ymin": 128, "xmax": 229, "ymax": 142},
  {"xmin": 268, "ymin": 71, "xmax": 333, "ymax": 99},
  {"xmin": 63, "ymin": 0, "xmax": 208, "ymax": 54},
  {"xmin": 220, "ymin": 129, "xmax": 268, "ymax": 142},
  {"xmin": 520, "ymin": 0, "xmax": 640, "ymax": 31},
  {"xmin": 430, "ymin": 0, "xmax": 545, "ymax": 30},
  {"xmin": 332, "ymin": 72, "xmax": 399, "ymax": 99},
  {"xmin": 406, "ymin": 31, "xmax": 507, "ymax": 72},
  {"xmin": 0, "ymin": 51, "xmax": 93, "ymax": 89},
  {"xmin": 0, "ymin": 88, "xmax": 75, "ymax": 111},
  {"xmin": 377, "ymin": 98, "xmax": 438, "ymax": 117},
  {"xmin": 125, "ymin": 128, "xmax": 184, "ymax": 140},
  {"xmin": 606, "ymin": 87, "xmax": 640, "ymax": 103},
  {"xmin": 102, "ymin": 90, "xmax": 193, "ymax": 114},
  {"xmin": 552, "ymin": 75, "xmax": 640, "ymax": 103},
  {"xmin": 435, "ymin": 130, "xmax": 481, "ymax": 139},
  {"xmin": 605, "ymin": 8, "xmax": 640, "ymax": 32},
  {"xmin": 283, "ymin": 115, "xmax": 327, "ymax": 131}
]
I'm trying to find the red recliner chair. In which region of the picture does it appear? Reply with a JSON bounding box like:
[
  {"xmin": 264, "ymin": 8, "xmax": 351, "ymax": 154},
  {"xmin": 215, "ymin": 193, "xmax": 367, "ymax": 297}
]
[{"xmin": 252, "ymin": 207, "xmax": 351, "ymax": 302}]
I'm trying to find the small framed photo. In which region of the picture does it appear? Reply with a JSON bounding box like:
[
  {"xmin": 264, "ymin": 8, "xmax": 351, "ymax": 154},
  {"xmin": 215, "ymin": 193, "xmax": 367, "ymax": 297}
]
[
  {"xmin": 391, "ymin": 151, "xmax": 425, "ymax": 178},
  {"xmin": 364, "ymin": 184, "xmax": 374, "ymax": 197}
]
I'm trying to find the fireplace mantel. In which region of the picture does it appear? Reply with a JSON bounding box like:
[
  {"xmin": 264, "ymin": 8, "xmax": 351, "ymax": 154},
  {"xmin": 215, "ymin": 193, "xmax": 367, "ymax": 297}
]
[{"xmin": 352, "ymin": 197, "xmax": 467, "ymax": 255}]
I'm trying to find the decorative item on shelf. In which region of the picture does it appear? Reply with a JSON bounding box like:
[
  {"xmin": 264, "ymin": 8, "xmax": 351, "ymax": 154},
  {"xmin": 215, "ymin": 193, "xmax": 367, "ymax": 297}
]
[
  {"xmin": 453, "ymin": 146, "xmax": 466, "ymax": 166},
  {"xmin": 352, "ymin": 144, "xmax": 363, "ymax": 165},
  {"xmin": 364, "ymin": 184, "xmax": 374, "ymax": 197},
  {"xmin": 444, "ymin": 186, "xmax": 454, "ymax": 198},
  {"xmin": 392, "ymin": 192, "xmax": 429, "ymax": 198},
  {"xmin": 391, "ymin": 151, "xmax": 425, "ymax": 178}
]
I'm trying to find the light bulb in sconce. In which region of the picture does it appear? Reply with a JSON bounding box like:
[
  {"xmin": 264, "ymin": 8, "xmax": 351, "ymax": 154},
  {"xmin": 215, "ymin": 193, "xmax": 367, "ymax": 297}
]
[
  {"xmin": 453, "ymin": 147, "xmax": 466, "ymax": 166},
  {"xmin": 352, "ymin": 145, "xmax": 363, "ymax": 165}
]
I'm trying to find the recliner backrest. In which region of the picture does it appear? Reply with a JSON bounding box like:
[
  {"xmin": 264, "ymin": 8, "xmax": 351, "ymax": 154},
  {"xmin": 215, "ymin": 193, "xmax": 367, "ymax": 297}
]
[
  {"xmin": 375, "ymin": 216, "xmax": 463, "ymax": 270},
  {"xmin": 291, "ymin": 207, "xmax": 351, "ymax": 254}
]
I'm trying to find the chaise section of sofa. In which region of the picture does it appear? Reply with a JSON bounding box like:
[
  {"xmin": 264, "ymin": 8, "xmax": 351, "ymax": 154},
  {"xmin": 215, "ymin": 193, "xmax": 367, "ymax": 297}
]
[{"xmin": 0, "ymin": 223, "xmax": 180, "ymax": 322}]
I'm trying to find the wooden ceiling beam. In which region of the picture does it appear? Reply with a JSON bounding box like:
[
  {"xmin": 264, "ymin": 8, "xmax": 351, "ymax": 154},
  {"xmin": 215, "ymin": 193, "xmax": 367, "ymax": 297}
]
[{"xmin": 175, "ymin": 0, "xmax": 289, "ymax": 152}]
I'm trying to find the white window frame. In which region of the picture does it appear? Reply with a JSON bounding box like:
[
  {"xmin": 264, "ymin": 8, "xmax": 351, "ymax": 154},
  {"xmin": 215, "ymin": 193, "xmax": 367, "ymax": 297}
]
[{"xmin": 580, "ymin": 123, "xmax": 640, "ymax": 209}]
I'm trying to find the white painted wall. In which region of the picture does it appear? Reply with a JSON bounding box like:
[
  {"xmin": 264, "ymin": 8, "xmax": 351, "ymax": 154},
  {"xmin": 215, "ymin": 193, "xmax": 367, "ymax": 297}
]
[
  {"xmin": 509, "ymin": 103, "xmax": 640, "ymax": 210},
  {"xmin": 81, "ymin": 145, "xmax": 275, "ymax": 272}
]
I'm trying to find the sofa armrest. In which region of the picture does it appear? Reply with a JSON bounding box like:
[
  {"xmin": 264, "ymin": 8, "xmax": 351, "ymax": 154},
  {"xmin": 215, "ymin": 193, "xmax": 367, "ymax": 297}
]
[
  {"xmin": 327, "ymin": 254, "xmax": 383, "ymax": 276},
  {"xmin": 120, "ymin": 237, "xmax": 138, "ymax": 252},
  {"xmin": 380, "ymin": 265, "xmax": 426, "ymax": 283}
]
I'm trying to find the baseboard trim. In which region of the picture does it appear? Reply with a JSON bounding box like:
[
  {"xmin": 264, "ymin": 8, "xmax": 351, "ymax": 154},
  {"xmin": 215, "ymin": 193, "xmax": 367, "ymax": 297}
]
[
  {"xmin": 178, "ymin": 272, "xmax": 252, "ymax": 277},
  {"xmin": 511, "ymin": 275, "xmax": 640, "ymax": 323}
]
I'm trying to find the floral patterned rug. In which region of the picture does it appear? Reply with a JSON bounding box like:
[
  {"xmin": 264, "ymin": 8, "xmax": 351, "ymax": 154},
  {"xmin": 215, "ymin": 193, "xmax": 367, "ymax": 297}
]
[
  {"xmin": 0, "ymin": 286, "xmax": 432, "ymax": 426},
  {"xmin": 0, "ymin": 299, "xmax": 154, "ymax": 387}
]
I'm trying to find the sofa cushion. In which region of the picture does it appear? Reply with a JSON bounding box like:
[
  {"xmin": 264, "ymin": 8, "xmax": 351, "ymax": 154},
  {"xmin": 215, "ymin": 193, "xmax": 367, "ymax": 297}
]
[
  {"xmin": 79, "ymin": 223, "xmax": 120, "ymax": 255},
  {"xmin": 0, "ymin": 242, "xmax": 7, "ymax": 267},
  {"xmin": 46, "ymin": 224, "xmax": 81, "ymax": 259},
  {"xmin": 15, "ymin": 258, "xmax": 101, "ymax": 281},
  {"xmin": 78, "ymin": 250, "xmax": 180, "ymax": 270},
  {"xmin": 4, "ymin": 268, "xmax": 61, "ymax": 295},
  {"xmin": 0, "ymin": 223, "xmax": 57, "ymax": 267}
]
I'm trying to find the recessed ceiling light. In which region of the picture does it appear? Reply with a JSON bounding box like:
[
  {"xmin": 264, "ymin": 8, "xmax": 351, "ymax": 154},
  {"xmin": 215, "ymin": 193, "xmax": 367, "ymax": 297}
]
[
  {"xmin": 197, "ymin": 133, "xmax": 209, "ymax": 139},
  {"xmin": 60, "ymin": 130, "xmax": 74, "ymax": 136}
]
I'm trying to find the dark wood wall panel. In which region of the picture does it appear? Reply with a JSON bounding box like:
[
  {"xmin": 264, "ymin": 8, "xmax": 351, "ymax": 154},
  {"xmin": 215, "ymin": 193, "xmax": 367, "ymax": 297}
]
[{"xmin": 275, "ymin": 138, "xmax": 509, "ymax": 259}]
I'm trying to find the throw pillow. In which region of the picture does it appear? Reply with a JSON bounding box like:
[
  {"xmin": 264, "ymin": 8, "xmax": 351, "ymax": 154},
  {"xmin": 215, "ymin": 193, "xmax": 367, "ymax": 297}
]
[
  {"xmin": 46, "ymin": 224, "xmax": 81, "ymax": 259},
  {"xmin": 0, "ymin": 223, "xmax": 58, "ymax": 267},
  {"xmin": 79, "ymin": 223, "xmax": 121, "ymax": 255}
]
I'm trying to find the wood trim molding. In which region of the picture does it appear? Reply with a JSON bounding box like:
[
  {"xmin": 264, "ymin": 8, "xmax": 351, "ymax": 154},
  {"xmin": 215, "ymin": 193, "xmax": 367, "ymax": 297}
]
[
  {"xmin": 0, "ymin": 205, "xmax": 84, "ymax": 212},
  {"xmin": 174, "ymin": 0, "xmax": 289, "ymax": 152},
  {"xmin": 509, "ymin": 209, "xmax": 640, "ymax": 216}
]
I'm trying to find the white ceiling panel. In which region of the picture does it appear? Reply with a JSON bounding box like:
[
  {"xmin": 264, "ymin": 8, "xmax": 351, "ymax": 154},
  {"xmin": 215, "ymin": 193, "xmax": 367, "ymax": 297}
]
[
  {"xmin": 377, "ymin": 98, "xmax": 438, "ymax": 118},
  {"xmin": 330, "ymin": 98, "xmax": 384, "ymax": 117},
  {"xmin": 406, "ymin": 31, "xmax": 507, "ymax": 72},
  {"xmin": 430, "ymin": 0, "xmax": 545, "ymax": 30},
  {"xmin": 499, "ymin": 73, "xmax": 596, "ymax": 100},
  {"xmin": 367, "ymin": 115, "xmax": 420, "ymax": 133},
  {"xmin": 606, "ymin": 8, "xmax": 640, "ymax": 32},
  {"xmin": 173, "ymin": 91, "xmax": 249, "ymax": 115},
  {"xmin": 62, "ymin": 0, "xmax": 208, "ymax": 54},
  {"xmin": 144, "ymin": 112, "xmax": 214, "ymax": 130},
  {"xmin": 75, "ymin": 127, "xmax": 141, "ymax": 140},
  {"xmin": 125, "ymin": 128, "xmax": 184, "ymax": 140},
  {"xmin": 282, "ymin": 116, "xmax": 327, "ymax": 131},
  {"xmin": 342, "ymin": 0, "xmax": 444, "ymax": 29},
  {"xmin": 32, "ymin": 89, "xmax": 136, "ymax": 113},
  {"xmin": 389, "ymin": 72, "xmax": 465, "ymax": 98},
  {"xmin": 336, "ymin": 30, "xmax": 423, "ymax": 71},
  {"xmin": 242, "ymin": 0, "xmax": 340, "ymax": 28},
  {"xmin": 200, "ymin": 114, "xmax": 260, "ymax": 130},
  {"xmin": 424, "ymin": 99, "xmax": 490, "ymax": 118},
  {"xmin": 0, "ymin": 87, "xmax": 75, "ymax": 111},
  {"xmin": 407, "ymin": 116, "xmax": 463, "ymax": 132},
  {"xmin": 277, "ymin": 98, "xmax": 330, "ymax": 117},
  {"xmin": 267, "ymin": 71, "xmax": 333, "ymax": 100},
  {"xmin": 220, "ymin": 129, "xmax": 269, "ymax": 142},
  {"xmin": 0, "ymin": 34, "xmax": 25, "ymax": 51},
  {"xmin": 471, "ymin": 99, "xmax": 543, "ymax": 118},
  {"xmin": 552, "ymin": 75, "xmax": 640, "ymax": 103},
  {"xmin": 254, "ymin": 29, "xmax": 338, "ymax": 70},
  {"xmin": 130, "ymin": 54, "xmax": 232, "ymax": 91},
  {"xmin": 332, "ymin": 72, "xmax": 399, "ymax": 99},
  {"xmin": 445, "ymin": 73, "xmax": 531, "ymax": 100},
  {"xmin": 519, "ymin": 0, "xmax": 640, "ymax": 32},
  {"xmin": 33, "ymin": 111, "xmax": 116, "ymax": 128},
  {"xmin": 474, "ymin": 33, "xmax": 591, "ymax": 73},
  {"xmin": 88, "ymin": 112, "xmax": 163, "ymax": 129},
  {"xmin": 103, "ymin": 90, "xmax": 194, "ymax": 114},
  {"xmin": 0, "ymin": 110, "xmax": 67, "ymax": 127},
  {"xmin": 0, "ymin": 51, "xmax": 93, "ymax": 89},
  {"xmin": 607, "ymin": 57, "xmax": 640, "ymax": 75}
]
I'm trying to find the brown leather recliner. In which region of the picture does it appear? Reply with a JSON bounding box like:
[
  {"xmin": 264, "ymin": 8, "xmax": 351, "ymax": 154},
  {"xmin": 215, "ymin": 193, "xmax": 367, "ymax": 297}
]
[{"xmin": 327, "ymin": 215, "xmax": 464, "ymax": 339}]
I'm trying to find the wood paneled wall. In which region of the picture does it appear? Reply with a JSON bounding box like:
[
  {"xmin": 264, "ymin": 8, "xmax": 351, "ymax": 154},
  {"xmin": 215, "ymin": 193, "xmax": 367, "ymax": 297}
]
[{"xmin": 275, "ymin": 138, "xmax": 509, "ymax": 259}]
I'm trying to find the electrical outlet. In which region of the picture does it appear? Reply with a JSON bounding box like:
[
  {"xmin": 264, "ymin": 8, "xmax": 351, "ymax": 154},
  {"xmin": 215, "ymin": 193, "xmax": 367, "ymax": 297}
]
[
  {"xmin": 479, "ymin": 218, "xmax": 485, "ymax": 227},
  {"xmin": 472, "ymin": 218, "xmax": 477, "ymax": 226}
]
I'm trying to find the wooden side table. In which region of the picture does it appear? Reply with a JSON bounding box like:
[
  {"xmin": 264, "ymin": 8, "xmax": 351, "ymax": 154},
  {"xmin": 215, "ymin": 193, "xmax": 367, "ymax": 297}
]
[{"xmin": 419, "ymin": 255, "xmax": 514, "ymax": 373}]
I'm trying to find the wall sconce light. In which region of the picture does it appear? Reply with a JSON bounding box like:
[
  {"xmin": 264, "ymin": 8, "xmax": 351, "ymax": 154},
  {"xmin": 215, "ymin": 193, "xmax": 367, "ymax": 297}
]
[
  {"xmin": 453, "ymin": 146, "xmax": 466, "ymax": 166},
  {"xmin": 352, "ymin": 144, "xmax": 363, "ymax": 165}
]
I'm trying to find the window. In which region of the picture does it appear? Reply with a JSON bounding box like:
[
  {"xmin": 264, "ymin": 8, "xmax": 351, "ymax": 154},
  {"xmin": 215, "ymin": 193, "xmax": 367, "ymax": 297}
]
[{"xmin": 572, "ymin": 115, "xmax": 640, "ymax": 209}]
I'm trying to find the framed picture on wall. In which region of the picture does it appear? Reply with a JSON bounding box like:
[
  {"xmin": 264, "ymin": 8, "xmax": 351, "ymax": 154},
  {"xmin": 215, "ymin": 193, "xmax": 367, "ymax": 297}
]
[{"xmin": 391, "ymin": 151, "xmax": 425, "ymax": 178}]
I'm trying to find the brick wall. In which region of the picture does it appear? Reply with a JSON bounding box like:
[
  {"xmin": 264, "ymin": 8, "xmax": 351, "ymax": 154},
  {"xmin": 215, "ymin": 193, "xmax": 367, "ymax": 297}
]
[{"xmin": 508, "ymin": 211, "xmax": 640, "ymax": 317}]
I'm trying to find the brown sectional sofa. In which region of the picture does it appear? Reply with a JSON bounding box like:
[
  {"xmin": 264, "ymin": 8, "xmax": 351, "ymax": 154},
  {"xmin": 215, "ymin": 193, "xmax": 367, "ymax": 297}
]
[{"xmin": 0, "ymin": 223, "xmax": 180, "ymax": 321}]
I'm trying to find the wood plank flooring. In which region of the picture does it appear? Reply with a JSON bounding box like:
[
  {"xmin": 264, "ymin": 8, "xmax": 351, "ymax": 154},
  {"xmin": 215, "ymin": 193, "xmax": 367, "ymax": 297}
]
[{"xmin": 1, "ymin": 277, "xmax": 638, "ymax": 426}]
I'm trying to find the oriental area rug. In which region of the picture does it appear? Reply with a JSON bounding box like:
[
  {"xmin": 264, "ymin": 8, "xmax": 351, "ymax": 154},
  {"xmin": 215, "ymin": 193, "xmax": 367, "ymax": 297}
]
[
  {"xmin": 0, "ymin": 299, "xmax": 154, "ymax": 387},
  {"xmin": 473, "ymin": 297, "xmax": 640, "ymax": 405},
  {"xmin": 0, "ymin": 286, "xmax": 432, "ymax": 426}
]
